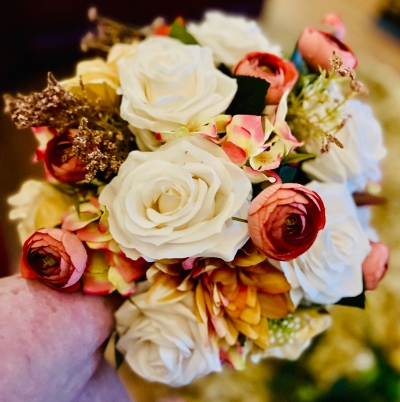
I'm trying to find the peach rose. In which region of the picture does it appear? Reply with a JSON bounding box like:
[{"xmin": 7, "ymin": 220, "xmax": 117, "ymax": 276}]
[
  {"xmin": 362, "ymin": 241, "xmax": 389, "ymax": 290},
  {"xmin": 297, "ymin": 27, "xmax": 357, "ymax": 72},
  {"xmin": 45, "ymin": 131, "xmax": 88, "ymax": 183},
  {"xmin": 248, "ymin": 183, "xmax": 325, "ymax": 261},
  {"xmin": 233, "ymin": 52, "xmax": 299, "ymax": 104},
  {"xmin": 21, "ymin": 228, "xmax": 87, "ymax": 291}
]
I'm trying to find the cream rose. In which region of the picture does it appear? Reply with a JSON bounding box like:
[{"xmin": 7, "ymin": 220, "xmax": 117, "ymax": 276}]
[
  {"xmin": 302, "ymin": 100, "xmax": 387, "ymax": 193},
  {"xmin": 115, "ymin": 292, "xmax": 222, "ymax": 386},
  {"xmin": 187, "ymin": 11, "xmax": 281, "ymax": 67},
  {"xmin": 8, "ymin": 180, "xmax": 72, "ymax": 243},
  {"xmin": 118, "ymin": 36, "xmax": 237, "ymax": 132},
  {"xmin": 275, "ymin": 181, "xmax": 371, "ymax": 305},
  {"xmin": 99, "ymin": 136, "xmax": 251, "ymax": 261}
]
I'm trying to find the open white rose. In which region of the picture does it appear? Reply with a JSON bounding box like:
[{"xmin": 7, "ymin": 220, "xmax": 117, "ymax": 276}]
[
  {"xmin": 274, "ymin": 181, "xmax": 371, "ymax": 305},
  {"xmin": 115, "ymin": 292, "xmax": 222, "ymax": 386},
  {"xmin": 187, "ymin": 11, "xmax": 281, "ymax": 67},
  {"xmin": 8, "ymin": 180, "xmax": 72, "ymax": 243},
  {"xmin": 118, "ymin": 36, "xmax": 237, "ymax": 132},
  {"xmin": 99, "ymin": 136, "xmax": 251, "ymax": 261},
  {"xmin": 302, "ymin": 100, "xmax": 387, "ymax": 193}
]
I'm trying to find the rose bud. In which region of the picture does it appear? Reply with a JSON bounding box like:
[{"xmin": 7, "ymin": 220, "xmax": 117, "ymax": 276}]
[
  {"xmin": 233, "ymin": 52, "xmax": 299, "ymax": 104},
  {"xmin": 362, "ymin": 241, "xmax": 389, "ymax": 290},
  {"xmin": 21, "ymin": 228, "xmax": 87, "ymax": 292},
  {"xmin": 248, "ymin": 183, "xmax": 326, "ymax": 261},
  {"xmin": 45, "ymin": 130, "xmax": 88, "ymax": 183},
  {"xmin": 297, "ymin": 27, "xmax": 357, "ymax": 72}
]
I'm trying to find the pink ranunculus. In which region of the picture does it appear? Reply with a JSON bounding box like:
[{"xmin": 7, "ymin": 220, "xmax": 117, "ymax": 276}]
[
  {"xmin": 21, "ymin": 228, "xmax": 87, "ymax": 291},
  {"xmin": 233, "ymin": 52, "xmax": 299, "ymax": 104},
  {"xmin": 45, "ymin": 130, "xmax": 88, "ymax": 183},
  {"xmin": 248, "ymin": 183, "xmax": 326, "ymax": 261},
  {"xmin": 362, "ymin": 241, "xmax": 389, "ymax": 290},
  {"xmin": 297, "ymin": 27, "xmax": 357, "ymax": 72}
]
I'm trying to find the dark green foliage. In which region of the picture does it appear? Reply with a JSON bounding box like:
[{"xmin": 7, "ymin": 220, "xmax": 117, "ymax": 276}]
[{"xmin": 225, "ymin": 76, "xmax": 270, "ymax": 116}]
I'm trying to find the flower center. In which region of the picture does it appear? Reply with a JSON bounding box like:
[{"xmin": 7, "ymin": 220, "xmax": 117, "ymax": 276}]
[
  {"xmin": 284, "ymin": 214, "xmax": 301, "ymax": 234},
  {"xmin": 158, "ymin": 187, "xmax": 182, "ymax": 214}
]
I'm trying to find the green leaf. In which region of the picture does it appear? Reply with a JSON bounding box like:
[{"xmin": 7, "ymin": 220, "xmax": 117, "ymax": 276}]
[
  {"xmin": 114, "ymin": 332, "xmax": 125, "ymax": 369},
  {"xmin": 281, "ymin": 152, "xmax": 316, "ymax": 165},
  {"xmin": 278, "ymin": 165, "xmax": 297, "ymax": 183},
  {"xmin": 335, "ymin": 291, "xmax": 365, "ymax": 309},
  {"xmin": 169, "ymin": 23, "xmax": 198, "ymax": 45},
  {"xmin": 225, "ymin": 75, "xmax": 270, "ymax": 116},
  {"xmin": 218, "ymin": 63, "xmax": 233, "ymax": 78}
]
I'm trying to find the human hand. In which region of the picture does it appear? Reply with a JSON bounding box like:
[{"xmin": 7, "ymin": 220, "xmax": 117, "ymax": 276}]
[{"xmin": 0, "ymin": 275, "xmax": 131, "ymax": 402}]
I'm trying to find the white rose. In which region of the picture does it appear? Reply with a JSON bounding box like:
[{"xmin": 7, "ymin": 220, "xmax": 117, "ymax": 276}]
[
  {"xmin": 8, "ymin": 180, "xmax": 72, "ymax": 243},
  {"xmin": 118, "ymin": 36, "xmax": 237, "ymax": 132},
  {"xmin": 275, "ymin": 181, "xmax": 371, "ymax": 305},
  {"xmin": 187, "ymin": 11, "xmax": 281, "ymax": 67},
  {"xmin": 302, "ymin": 100, "xmax": 387, "ymax": 193},
  {"xmin": 115, "ymin": 292, "xmax": 222, "ymax": 386},
  {"xmin": 99, "ymin": 136, "xmax": 251, "ymax": 261}
]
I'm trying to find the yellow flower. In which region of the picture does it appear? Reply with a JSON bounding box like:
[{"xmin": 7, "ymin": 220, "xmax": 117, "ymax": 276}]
[
  {"xmin": 8, "ymin": 180, "xmax": 73, "ymax": 243},
  {"xmin": 60, "ymin": 58, "xmax": 120, "ymax": 108},
  {"xmin": 146, "ymin": 241, "xmax": 294, "ymax": 349}
]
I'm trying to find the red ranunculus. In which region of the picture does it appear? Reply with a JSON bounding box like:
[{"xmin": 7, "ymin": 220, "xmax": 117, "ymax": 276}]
[
  {"xmin": 297, "ymin": 27, "xmax": 357, "ymax": 72},
  {"xmin": 362, "ymin": 241, "xmax": 389, "ymax": 290},
  {"xmin": 45, "ymin": 130, "xmax": 88, "ymax": 183},
  {"xmin": 21, "ymin": 228, "xmax": 87, "ymax": 291},
  {"xmin": 233, "ymin": 52, "xmax": 299, "ymax": 104},
  {"xmin": 248, "ymin": 183, "xmax": 326, "ymax": 261}
]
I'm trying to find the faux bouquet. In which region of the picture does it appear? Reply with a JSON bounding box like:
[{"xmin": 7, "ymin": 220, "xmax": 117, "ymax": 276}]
[{"xmin": 6, "ymin": 9, "xmax": 390, "ymax": 387}]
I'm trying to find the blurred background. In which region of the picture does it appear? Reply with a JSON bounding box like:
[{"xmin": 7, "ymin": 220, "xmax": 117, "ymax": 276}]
[{"xmin": 1, "ymin": 0, "xmax": 400, "ymax": 400}]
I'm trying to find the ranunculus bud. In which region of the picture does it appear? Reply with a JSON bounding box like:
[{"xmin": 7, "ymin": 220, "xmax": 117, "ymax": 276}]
[
  {"xmin": 21, "ymin": 228, "xmax": 87, "ymax": 291},
  {"xmin": 297, "ymin": 27, "xmax": 357, "ymax": 72},
  {"xmin": 233, "ymin": 52, "xmax": 299, "ymax": 104},
  {"xmin": 45, "ymin": 130, "xmax": 88, "ymax": 183},
  {"xmin": 248, "ymin": 183, "xmax": 326, "ymax": 261},
  {"xmin": 362, "ymin": 241, "xmax": 389, "ymax": 290}
]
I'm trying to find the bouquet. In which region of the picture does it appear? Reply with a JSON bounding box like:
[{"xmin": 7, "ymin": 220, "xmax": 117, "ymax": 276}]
[{"xmin": 6, "ymin": 9, "xmax": 390, "ymax": 387}]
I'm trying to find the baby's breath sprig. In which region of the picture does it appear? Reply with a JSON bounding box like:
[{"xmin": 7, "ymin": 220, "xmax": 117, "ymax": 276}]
[
  {"xmin": 268, "ymin": 314, "xmax": 302, "ymax": 346},
  {"xmin": 287, "ymin": 70, "xmax": 348, "ymax": 153}
]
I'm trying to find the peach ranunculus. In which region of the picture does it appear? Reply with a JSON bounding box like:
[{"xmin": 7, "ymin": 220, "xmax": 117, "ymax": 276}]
[
  {"xmin": 362, "ymin": 241, "xmax": 389, "ymax": 290},
  {"xmin": 248, "ymin": 183, "xmax": 326, "ymax": 261},
  {"xmin": 21, "ymin": 228, "xmax": 87, "ymax": 292},
  {"xmin": 297, "ymin": 27, "xmax": 357, "ymax": 72},
  {"xmin": 233, "ymin": 52, "xmax": 299, "ymax": 105},
  {"xmin": 45, "ymin": 130, "xmax": 88, "ymax": 183}
]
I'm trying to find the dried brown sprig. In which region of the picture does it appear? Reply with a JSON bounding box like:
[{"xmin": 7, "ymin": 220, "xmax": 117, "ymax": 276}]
[
  {"xmin": 330, "ymin": 51, "xmax": 369, "ymax": 95},
  {"xmin": 321, "ymin": 133, "xmax": 345, "ymax": 153},
  {"xmin": 72, "ymin": 117, "xmax": 129, "ymax": 181},
  {"xmin": 81, "ymin": 7, "xmax": 144, "ymax": 54},
  {"xmin": 4, "ymin": 73, "xmax": 93, "ymax": 129}
]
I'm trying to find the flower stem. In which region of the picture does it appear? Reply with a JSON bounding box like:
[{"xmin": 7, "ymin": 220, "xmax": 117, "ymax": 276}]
[{"xmin": 232, "ymin": 217, "xmax": 248, "ymax": 223}]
